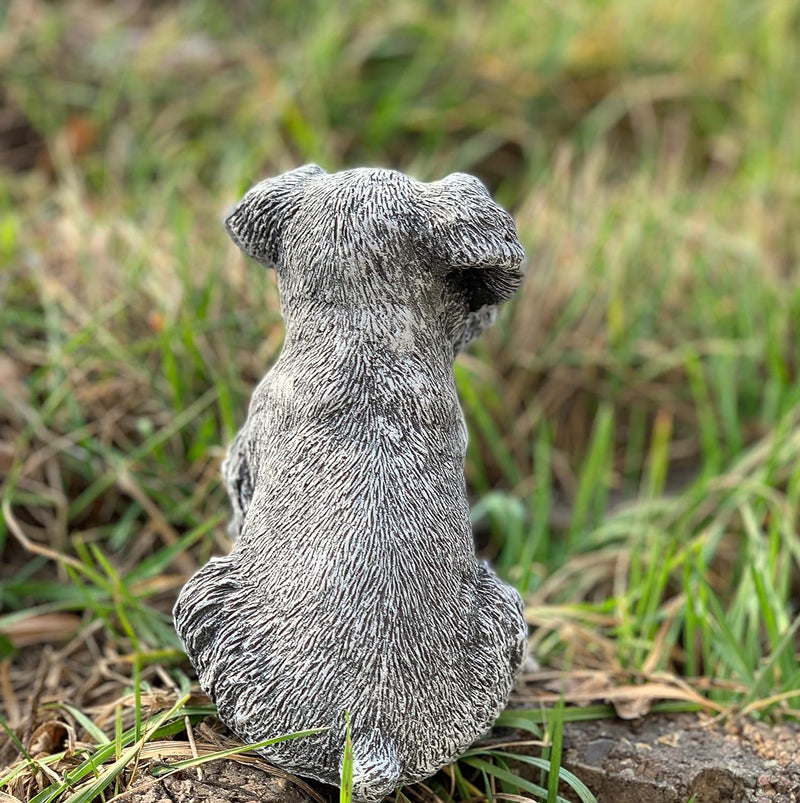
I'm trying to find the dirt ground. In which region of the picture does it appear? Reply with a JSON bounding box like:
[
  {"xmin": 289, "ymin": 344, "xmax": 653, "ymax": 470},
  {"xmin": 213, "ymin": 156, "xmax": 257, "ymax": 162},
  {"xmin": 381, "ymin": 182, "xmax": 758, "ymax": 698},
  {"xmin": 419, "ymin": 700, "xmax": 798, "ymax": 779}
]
[
  {"xmin": 2, "ymin": 637, "xmax": 800, "ymax": 802},
  {"xmin": 123, "ymin": 761, "xmax": 326, "ymax": 803},
  {"xmin": 112, "ymin": 712, "xmax": 800, "ymax": 803},
  {"xmin": 556, "ymin": 713, "xmax": 800, "ymax": 803}
]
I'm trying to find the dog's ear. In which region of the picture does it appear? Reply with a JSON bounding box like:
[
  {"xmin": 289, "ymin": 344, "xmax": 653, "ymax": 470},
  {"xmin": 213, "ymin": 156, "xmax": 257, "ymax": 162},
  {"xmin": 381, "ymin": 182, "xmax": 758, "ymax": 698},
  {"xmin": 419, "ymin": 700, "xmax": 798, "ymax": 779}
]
[
  {"xmin": 225, "ymin": 164, "xmax": 326, "ymax": 268},
  {"xmin": 421, "ymin": 173, "xmax": 526, "ymax": 311}
]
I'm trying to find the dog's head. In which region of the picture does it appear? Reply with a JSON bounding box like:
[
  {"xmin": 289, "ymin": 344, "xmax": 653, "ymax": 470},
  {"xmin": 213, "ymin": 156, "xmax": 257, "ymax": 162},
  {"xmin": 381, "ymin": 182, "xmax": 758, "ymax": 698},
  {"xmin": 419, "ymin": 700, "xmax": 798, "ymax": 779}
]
[{"xmin": 225, "ymin": 165, "xmax": 525, "ymax": 348}]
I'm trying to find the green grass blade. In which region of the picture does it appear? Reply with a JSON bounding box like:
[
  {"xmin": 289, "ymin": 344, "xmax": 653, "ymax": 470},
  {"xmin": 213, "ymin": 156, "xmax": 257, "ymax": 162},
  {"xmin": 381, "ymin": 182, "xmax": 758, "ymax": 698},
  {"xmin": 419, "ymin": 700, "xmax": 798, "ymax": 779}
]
[
  {"xmin": 55, "ymin": 703, "xmax": 111, "ymax": 745},
  {"xmin": 547, "ymin": 698, "xmax": 565, "ymax": 803},
  {"xmin": 459, "ymin": 756, "xmax": 557, "ymax": 802},
  {"xmin": 340, "ymin": 712, "xmax": 354, "ymax": 803},
  {"xmin": 150, "ymin": 727, "xmax": 329, "ymax": 779},
  {"xmin": 482, "ymin": 753, "xmax": 597, "ymax": 803}
]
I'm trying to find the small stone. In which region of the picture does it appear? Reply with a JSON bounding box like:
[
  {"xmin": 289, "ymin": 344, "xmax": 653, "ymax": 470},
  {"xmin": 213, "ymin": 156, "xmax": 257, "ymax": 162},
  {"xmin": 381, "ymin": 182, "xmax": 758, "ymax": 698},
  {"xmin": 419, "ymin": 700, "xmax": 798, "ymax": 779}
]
[{"xmin": 583, "ymin": 738, "xmax": 616, "ymax": 765}]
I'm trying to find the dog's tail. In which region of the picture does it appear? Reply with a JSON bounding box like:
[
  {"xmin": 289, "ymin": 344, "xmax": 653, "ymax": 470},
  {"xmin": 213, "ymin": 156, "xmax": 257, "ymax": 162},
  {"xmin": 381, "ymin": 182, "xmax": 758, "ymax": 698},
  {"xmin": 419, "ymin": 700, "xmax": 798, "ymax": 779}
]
[{"xmin": 347, "ymin": 729, "xmax": 401, "ymax": 802}]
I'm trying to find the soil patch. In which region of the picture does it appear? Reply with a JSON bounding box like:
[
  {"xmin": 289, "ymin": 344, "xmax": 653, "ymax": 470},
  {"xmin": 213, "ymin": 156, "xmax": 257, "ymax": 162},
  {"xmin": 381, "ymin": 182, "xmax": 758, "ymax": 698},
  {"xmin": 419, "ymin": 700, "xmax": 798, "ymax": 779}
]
[
  {"xmin": 91, "ymin": 713, "xmax": 800, "ymax": 803},
  {"xmin": 3, "ymin": 642, "xmax": 800, "ymax": 801},
  {"xmin": 124, "ymin": 761, "xmax": 323, "ymax": 803},
  {"xmin": 555, "ymin": 713, "xmax": 800, "ymax": 803}
]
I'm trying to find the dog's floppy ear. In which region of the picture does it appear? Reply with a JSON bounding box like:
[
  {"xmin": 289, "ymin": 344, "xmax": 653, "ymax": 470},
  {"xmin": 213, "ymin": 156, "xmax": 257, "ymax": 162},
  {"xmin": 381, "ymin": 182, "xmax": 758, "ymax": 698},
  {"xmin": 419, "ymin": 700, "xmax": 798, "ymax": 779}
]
[
  {"xmin": 225, "ymin": 164, "xmax": 325, "ymax": 268},
  {"xmin": 421, "ymin": 173, "xmax": 526, "ymax": 311}
]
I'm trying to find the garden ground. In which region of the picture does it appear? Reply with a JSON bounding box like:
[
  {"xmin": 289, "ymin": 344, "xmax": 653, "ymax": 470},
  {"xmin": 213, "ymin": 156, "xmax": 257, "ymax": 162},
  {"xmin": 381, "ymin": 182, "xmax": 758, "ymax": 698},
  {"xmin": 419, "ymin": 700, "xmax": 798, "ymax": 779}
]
[{"xmin": 2, "ymin": 1, "xmax": 800, "ymax": 801}]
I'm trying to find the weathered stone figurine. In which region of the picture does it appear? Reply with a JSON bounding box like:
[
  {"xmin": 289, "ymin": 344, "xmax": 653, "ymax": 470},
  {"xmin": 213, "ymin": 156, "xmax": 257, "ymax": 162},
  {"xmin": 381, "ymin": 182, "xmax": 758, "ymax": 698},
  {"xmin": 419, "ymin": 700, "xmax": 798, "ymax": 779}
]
[{"xmin": 174, "ymin": 165, "xmax": 528, "ymax": 801}]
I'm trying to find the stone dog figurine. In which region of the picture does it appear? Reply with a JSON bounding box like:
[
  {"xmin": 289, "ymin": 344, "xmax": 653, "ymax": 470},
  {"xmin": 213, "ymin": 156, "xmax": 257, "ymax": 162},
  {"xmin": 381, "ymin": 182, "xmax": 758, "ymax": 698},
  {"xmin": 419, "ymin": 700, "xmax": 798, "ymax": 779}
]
[{"xmin": 174, "ymin": 165, "xmax": 528, "ymax": 801}]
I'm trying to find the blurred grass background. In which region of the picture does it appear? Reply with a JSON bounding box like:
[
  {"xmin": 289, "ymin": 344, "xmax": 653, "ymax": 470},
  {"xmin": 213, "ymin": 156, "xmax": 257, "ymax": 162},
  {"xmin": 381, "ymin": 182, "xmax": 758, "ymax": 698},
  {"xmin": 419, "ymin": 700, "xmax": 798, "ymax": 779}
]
[{"xmin": 1, "ymin": 0, "xmax": 800, "ymax": 797}]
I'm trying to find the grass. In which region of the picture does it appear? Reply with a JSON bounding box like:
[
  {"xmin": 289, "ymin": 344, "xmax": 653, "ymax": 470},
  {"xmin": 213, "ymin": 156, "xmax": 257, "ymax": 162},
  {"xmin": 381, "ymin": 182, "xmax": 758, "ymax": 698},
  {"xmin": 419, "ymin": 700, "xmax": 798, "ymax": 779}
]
[
  {"xmin": 1, "ymin": 0, "xmax": 800, "ymax": 800},
  {"xmin": 0, "ymin": 689, "xmax": 327, "ymax": 803}
]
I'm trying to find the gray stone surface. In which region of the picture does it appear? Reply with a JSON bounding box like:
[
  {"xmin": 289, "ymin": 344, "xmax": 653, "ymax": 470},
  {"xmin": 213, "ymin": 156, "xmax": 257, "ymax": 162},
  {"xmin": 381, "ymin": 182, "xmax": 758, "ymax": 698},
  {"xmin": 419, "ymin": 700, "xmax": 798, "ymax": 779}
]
[{"xmin": 174, "ymin": 166, "xmax": 528, "ymax": 801}]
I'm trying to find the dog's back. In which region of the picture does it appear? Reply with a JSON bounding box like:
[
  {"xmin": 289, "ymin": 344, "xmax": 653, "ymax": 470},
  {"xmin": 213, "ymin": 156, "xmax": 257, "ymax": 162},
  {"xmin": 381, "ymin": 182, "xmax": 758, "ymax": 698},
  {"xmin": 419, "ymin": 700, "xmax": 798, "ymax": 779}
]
[{"xmin": 175, "ymin": 166, "xmax": 527, "ymax": 801}]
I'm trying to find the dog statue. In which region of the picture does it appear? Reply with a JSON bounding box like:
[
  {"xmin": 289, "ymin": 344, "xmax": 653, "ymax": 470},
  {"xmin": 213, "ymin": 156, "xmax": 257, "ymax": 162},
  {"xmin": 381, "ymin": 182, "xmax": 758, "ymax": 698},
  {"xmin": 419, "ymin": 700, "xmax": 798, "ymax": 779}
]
[{"xmin": 174, "ymin": 165, "xmax": 528, "ymax": 802}]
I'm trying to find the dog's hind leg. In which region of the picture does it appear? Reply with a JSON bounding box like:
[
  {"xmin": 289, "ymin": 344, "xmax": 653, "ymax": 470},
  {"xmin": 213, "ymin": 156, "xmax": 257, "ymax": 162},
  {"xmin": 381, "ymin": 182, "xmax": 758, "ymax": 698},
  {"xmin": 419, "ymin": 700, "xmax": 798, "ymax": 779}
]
[{"xmin": 221, "ymin": 427, "xmax": 254, "ymax": 542}]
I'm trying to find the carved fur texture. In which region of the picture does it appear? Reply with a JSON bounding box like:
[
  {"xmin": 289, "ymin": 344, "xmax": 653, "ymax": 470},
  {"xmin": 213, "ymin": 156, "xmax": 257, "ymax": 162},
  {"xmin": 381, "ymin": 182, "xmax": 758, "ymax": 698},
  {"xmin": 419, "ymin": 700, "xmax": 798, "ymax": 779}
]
[{"xmin": 173, "ymin": 165, "xmax": 528, "ymax": 802}]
